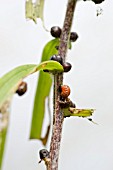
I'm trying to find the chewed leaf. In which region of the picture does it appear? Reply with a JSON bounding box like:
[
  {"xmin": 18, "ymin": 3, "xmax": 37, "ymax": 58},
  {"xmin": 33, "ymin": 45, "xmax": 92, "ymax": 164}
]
[
  {"xmin": 25, "ymin": 0, "xmax": 36, "ymax": 23},
  {"xmin": 63, "ymin": 107, "xmax": 94, "ymax": 118},
  {"xmin": 35, "ymin": 0, "xmax": 45, "ymax": 21},
  {"xmin": 25, "ymin": 0, "xmax": 45, "ymax": 25}
]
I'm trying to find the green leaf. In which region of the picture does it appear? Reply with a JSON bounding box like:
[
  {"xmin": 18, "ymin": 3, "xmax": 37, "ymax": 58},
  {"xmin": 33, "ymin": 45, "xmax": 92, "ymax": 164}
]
[
  {"xmin": 30, "ymin": 70, "xmax": 52, "ymax": 140},
  {"xmin": 0, "ymin": 60, "xmax": 63, "ymax": 169},
  {"xmin": 30, "ymin": 38, "xmax": 60, "ymax": 142},
  {"xmin": 68, "ymin": 41, "xmax": 72, "ymax": 50},
  {"xmin": 0, "ymin": 64, "xmax": 37, "ymax": 108},
  {"xmin": 37, "ymin": 60, "xmax": 63, "ymax": 72},
  {"xmin": 0, "ymin": 126, "xmax": 7, "ymax": 169},
  {"xmin": 0, "ymin": 98, "xmax": 11, "ymax": 169},
  {"xmin": 41, "ymin": 38, "xmax": 60, "ymax": 62},
  {"xmin": 25, "ymin": 0, "xmax": 45, "ymax": 25},
  {"xmin": 0, "ymin": 61, "xmax": 63, "ymax": 109},
  {"xmin": 63, "ymin": 107, "xmax": 94, "ymax": 118}
]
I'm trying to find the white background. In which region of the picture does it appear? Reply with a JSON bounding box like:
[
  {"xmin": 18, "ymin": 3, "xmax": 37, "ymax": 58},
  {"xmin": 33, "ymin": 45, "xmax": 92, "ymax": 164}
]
[{"xmin": 0, "ymin": 0, "xmax": 113, "ymax": 170}]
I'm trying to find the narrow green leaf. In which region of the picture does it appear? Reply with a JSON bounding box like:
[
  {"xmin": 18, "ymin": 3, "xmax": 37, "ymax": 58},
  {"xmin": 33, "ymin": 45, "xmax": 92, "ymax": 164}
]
[
  {"xmin": 41, "ymin": 38, "xmax": 60, "ymax": 61},
  {"xmin": 0, "ymin": 64, "xmax": 37, "ymax": 108},
  {"xmin": 0, "ymin": 127, "xmax": 7, "ymax": 169},
  {"xmin": 0, "ymin": 64, "xmax": 36, "ymax": 170},
  {"xmin": 30, "ymin": 71, "xmax": 52, "ymax": 139},
  {"xmin": 0, "ymin": 61, "xmax": 63, "ymax": 109},
  {"xmin": 30, "ymin": 38, "xmax": 60, "ymax": 141},
  {"xmin": 68, "ymin": 41, "xmax": 72, "ymax": 49},
  {"xmin": 0, "ymin": 98, "xmax": 11, "ymax": 169}
]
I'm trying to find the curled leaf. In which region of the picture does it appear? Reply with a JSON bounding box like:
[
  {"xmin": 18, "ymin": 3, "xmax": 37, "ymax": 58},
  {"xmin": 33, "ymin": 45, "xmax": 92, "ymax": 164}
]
[
  {"xmin": 0, "ymin": 61, "xmax": 63, "ymax": 109},
  {"xmin": 0, "ymin": 60, "xmax": 63, "ymax": 168}
]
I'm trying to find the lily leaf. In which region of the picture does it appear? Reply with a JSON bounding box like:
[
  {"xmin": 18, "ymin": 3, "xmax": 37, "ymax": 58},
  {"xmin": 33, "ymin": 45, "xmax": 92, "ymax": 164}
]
[
  {"xmin": 30, "ymin": 70, "xmax": 52, "ymax": 141},
  {"xmin": 0, "ymin": 64, "xmax": 37, "ymax": 108},
  {"xmin": 0, "ymin": 60, "xmax": 63, "ymax": 109},
  {"xmin": 62, "ymin": 107, "xmax": 94, "ymax": 118},
  {"xmin": 0, "ymin": 98, "xmax": 11, "ymax": 169},
  {"xmin": 30, "ymin": 38, "xmax": 60, "ymax": 143},
  {"xmin": 41, "ymin": 38, "xmax": 59, "ymax": 62},
  {"xmin": 0, "ymin": 60, "xmax": 63, "ymax": 169},
  {"xmin": 25, "ymin": 0, "xmax": 45, "ymax": 25},
  {"xmin": 0, "ymin": 126, "xmax": 7, "ymax": 169},
  {"xmin": 35, "ymin": 0, "xmax": 45, "ymax": 21}
]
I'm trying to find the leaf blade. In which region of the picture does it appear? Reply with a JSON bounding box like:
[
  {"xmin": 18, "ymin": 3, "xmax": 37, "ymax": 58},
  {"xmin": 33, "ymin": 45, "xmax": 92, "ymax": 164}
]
[
  {"xmin": 0, "ymin": 60, "xmax": 63, "ymax": 169},
  {"xmin": 30, "ymin": 39, "xmax": 60, "ymax": 141},
  {"xmin": 30, "ymin": 71, "xmax": 52, "ymax": 139},
  {"xmin": 0, "ymin": 60, "xmax": 63, "ymax": 109},
  {"xmin": 63, "ymin": 107, "xmax": 94, "ymax": 118},
  {"xmin": 0, "ymin": 127, "xmax": 7, "ymax": 168},
  {"xmin": 41, "ymin": 38, "xmax": 59, "ymax": 62},
  {"xmin": 25, "ymin": 0, "xmax": 45, "ymax": 25},
  {"xmin": 0, "ymin": 64, "xmax": 37, "ymax": 108}
]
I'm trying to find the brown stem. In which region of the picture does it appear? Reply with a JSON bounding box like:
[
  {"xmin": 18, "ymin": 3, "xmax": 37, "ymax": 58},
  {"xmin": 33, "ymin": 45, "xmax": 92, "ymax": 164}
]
[{"xmin": 47, "ymin": 0, "xmax": 77, "ymax": 169}]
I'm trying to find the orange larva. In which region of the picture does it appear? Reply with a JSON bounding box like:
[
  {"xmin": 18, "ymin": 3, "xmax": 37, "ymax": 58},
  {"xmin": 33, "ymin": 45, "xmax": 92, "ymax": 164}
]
[{"xmin": 60, "ymin": 85, "xmax": 71, "ymax": 99}]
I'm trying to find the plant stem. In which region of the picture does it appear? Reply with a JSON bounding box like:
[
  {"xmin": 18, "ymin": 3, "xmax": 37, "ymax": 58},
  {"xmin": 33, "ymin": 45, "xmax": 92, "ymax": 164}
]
[{"xmin": 47, "ymin": 0, "xmax": 77, "ymax": 169}]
